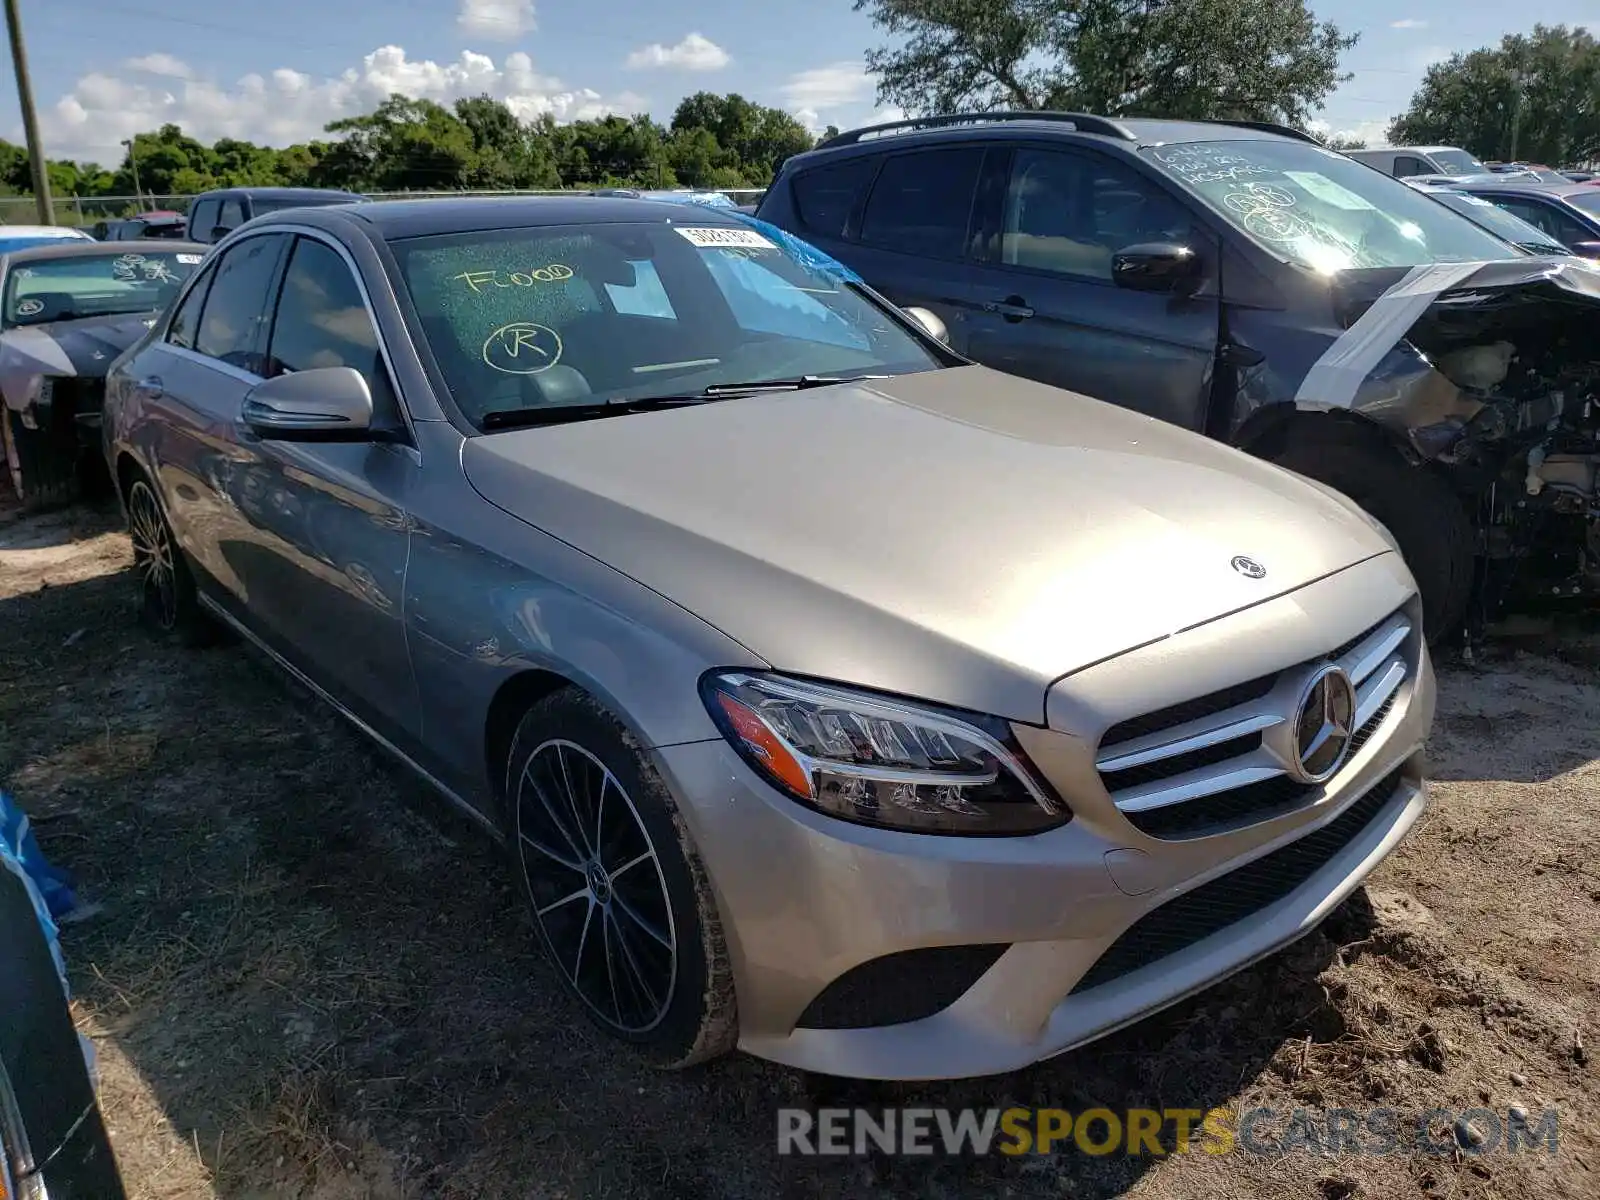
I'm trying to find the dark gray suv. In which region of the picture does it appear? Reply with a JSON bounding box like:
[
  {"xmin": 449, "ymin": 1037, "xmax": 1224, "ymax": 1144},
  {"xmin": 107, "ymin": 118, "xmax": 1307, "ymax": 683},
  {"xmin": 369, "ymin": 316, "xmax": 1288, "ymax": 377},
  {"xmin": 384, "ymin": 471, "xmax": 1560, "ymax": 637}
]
[{"xmin": 756, "ymin": 112, "xmax": 1600, "ymax": 643}]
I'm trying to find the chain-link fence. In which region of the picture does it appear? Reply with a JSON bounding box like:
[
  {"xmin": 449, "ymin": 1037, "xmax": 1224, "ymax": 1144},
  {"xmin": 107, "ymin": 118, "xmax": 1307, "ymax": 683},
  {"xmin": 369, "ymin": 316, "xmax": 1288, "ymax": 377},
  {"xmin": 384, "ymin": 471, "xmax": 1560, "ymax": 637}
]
[{"xmin": 0, "ymin": 187, "xmax": 769, "ymax": 229}]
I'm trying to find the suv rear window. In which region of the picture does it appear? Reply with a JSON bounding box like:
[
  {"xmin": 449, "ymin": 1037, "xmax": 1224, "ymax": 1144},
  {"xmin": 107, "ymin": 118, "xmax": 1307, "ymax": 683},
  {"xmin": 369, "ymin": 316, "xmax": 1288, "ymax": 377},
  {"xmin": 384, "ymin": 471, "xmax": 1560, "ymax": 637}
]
[
  {"xmin": 790, "ymin": 159, "xmax": 876, "ymax": 238},
  {"xmin": 858, "ymin": 148, "xmax": 983, "ymax": 260}
]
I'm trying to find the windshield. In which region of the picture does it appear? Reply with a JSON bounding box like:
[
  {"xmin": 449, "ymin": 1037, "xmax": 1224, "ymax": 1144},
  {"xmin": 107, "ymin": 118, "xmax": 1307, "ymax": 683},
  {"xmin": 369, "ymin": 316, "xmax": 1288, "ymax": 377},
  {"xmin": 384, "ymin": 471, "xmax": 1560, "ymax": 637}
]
[
  {"xmin": 1428, "ymin": 191, "xmax": 1568, "ymax": 253},
  {"xmin": 3, "ymin": 248, "xmax": 203, "ymax": 327},
  {"xmin": 390, "ymin": 219, "xmax": 942, "ymax": 430},
  {"xmin": 1430, "ymin": 149, "xmax": 1488, "ymax": 174},
  {"xmin": 1146, "ymin": 139, "xmax": 1516, "ymax": 272}
]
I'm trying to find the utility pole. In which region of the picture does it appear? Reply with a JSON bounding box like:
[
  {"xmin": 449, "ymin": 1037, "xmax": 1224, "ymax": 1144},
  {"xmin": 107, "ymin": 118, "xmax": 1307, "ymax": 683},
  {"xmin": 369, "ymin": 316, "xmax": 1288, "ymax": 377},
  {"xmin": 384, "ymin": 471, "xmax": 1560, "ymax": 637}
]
[
  {"xmin": 2, "ymin": 0, "xmax": 53, "ymax": 224},
  {"xmin": 1508, "ymin": 69, "xmax": 1527, "ymax": 163},
  {"xmin": 123, "ymin": 138, "xmax": 143, "ymax": 208}
]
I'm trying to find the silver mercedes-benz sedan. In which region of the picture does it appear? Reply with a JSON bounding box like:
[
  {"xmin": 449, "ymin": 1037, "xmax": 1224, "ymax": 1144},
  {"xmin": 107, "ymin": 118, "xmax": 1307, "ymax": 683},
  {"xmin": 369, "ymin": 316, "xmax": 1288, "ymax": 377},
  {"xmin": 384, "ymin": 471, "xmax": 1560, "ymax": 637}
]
[{"xmin": 103, "ymin": 197, "xmax": 1433, "ymax": 1081}]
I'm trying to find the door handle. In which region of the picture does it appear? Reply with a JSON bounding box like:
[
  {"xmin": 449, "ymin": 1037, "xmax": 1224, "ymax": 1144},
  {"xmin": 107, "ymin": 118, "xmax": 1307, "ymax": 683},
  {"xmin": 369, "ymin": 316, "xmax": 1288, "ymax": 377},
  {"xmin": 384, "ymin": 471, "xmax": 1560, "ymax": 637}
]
[
  {"xmin": 135, "ymin": 376, "xmax": 164, "ymax": 398},
  {"xmin": 985, "ymin": 296, "xmax": 1035, "ymax": 322}
]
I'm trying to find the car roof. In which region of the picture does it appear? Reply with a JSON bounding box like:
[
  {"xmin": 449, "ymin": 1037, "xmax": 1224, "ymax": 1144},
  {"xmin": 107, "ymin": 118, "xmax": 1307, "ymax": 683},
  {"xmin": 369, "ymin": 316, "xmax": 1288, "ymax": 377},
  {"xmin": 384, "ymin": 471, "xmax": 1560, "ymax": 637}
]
[
  {"xmin": 782, "ymin": 112, "xmax": 1321, "ymax": 172},
  {"xmin": 0, "ymin": 225, "xmax": 92, "ymax": 237},
  {"xmin": 1455, "ymin": 179, "xmax": 1594, "ymax": 199},
  {"xmin": 1355, "ymin": 145, "xmax": 1465, "ymax": 154},
  {"xmin": 193, "ymin": 186, "xmax": 365, "ymax": 200},
  {"xmin": 1, "ymin": 239, "xmax": 209, "ymax": 263},
  {"xmin": 330, "ymin": 195, "xmax": 745, "ymax": 239}
]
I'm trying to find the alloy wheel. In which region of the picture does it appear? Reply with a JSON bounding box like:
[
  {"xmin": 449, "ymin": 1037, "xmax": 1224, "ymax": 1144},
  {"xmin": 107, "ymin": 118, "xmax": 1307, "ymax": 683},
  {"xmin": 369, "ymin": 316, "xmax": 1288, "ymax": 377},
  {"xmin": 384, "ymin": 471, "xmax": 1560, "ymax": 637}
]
[
  {"xmin": 514, "ymin": 739, "xmax": 678, "ymax": 1034},
  {"xmin": 127, "ymin": 481, "xmax": 178, "ymax": 630}
]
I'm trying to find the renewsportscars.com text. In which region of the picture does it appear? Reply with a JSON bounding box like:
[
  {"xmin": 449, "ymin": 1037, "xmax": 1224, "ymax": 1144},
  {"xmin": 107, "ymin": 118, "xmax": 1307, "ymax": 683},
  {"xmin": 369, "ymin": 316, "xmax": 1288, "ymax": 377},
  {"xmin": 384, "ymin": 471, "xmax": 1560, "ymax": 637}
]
[{"xmin": 777, "ymin": 1106, "xmax": 1561, "ymax": 1157}]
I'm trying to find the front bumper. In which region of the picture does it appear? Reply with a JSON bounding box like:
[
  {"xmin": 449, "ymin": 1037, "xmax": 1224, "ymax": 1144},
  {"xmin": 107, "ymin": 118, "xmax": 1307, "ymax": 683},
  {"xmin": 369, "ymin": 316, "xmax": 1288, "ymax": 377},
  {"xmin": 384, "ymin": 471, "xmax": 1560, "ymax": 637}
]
[{"xmin": 656, "ymin": 555, "xmax": 1435, "ymax": 1081}]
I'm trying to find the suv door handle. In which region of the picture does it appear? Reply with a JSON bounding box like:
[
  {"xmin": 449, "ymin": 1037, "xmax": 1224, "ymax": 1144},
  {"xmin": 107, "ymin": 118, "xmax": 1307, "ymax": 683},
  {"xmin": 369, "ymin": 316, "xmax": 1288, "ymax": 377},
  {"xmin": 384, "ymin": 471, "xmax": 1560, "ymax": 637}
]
[
  {"xmin": 985, "ymin": 296, "xmax": 1035, "ymax": 322},
  {"xmin": 135, "ymin": 376, "xmax": 164, "ymax": 398}
]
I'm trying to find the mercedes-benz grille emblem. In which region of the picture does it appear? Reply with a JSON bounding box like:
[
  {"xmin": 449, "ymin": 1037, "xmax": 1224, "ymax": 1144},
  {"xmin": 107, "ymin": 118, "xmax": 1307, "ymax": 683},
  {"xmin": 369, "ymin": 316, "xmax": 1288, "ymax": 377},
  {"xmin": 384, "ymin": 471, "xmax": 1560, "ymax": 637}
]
[
  {"xmin": 1231, "ymin": 555, "xmax": 1267, "ymax": 579},
  {"xmin": 1288, "ymin": 664, "xmax": 1357, "ymax": 784}
]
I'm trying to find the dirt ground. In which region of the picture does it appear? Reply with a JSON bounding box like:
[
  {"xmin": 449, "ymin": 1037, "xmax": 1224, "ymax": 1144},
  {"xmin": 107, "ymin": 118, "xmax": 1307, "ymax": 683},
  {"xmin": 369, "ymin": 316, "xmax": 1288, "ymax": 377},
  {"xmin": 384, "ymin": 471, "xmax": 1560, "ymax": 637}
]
[{"xmin": 1, "ymin": 494, "xmax": 1596, "ymax": 1200}]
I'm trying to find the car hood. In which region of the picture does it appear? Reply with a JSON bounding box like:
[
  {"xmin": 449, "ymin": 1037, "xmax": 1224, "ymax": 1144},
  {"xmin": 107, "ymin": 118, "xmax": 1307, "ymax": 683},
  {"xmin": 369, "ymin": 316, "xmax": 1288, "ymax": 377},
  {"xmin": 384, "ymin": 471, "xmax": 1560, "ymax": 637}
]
[
  {"xmin": 462, "ymin": 366, "xmax": 1393, "ymax": 723},
  {"xmin": 0, "ymin": 311, "xmax": 157, "ymax": 379}
]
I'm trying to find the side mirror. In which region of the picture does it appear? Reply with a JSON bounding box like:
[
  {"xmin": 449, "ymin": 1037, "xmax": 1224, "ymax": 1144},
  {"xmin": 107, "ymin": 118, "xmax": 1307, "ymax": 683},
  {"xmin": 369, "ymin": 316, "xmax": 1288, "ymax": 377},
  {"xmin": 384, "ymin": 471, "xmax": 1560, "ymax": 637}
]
[
  {"xmin": 210, "ymin": 225, "xmax": 234, "ymax": 243},
  {"xmin": 902, "ymin": 305, "xmax": 950, "ymax": 345},
  {"xmin": 1569, "ymin": 240, "xmax": 1600, "ymax": 259},
  {"xmin": 242, "ymin": 367, "xmax": 374, "ymax": 441},
  {"xmin": 1111, "ymin": 242, "xmax": 1203, "ymax": 294}
]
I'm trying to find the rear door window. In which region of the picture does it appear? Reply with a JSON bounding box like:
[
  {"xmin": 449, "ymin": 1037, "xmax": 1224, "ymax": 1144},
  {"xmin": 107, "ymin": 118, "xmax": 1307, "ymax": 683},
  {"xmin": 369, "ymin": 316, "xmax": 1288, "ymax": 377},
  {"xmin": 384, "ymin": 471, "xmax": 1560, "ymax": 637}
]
[
  {"xmin": 1393, "ymin": 156, "xmax": 1431, "ymax": 178},
  {"xmin": 858, "ymin": 148, "xmax": 984, "ymax": 260},
  {"xmin": 791, "ymin": 158, "xmax": 877, "ymax": 239}
]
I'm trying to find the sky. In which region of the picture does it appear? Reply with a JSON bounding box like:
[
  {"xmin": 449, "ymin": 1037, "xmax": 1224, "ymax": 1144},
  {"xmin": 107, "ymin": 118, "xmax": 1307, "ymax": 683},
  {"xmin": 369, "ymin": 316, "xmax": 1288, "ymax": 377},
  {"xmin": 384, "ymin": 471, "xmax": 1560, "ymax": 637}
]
[{"xmin": 4, "ymin": 0, "xmax": 1596, "ymax": 171}]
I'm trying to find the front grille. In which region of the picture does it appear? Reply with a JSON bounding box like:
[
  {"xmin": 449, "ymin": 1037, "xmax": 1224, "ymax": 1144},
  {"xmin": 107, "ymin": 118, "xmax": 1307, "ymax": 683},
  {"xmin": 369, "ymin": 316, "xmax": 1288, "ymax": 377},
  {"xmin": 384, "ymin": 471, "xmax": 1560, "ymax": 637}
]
[
  {"xmin": 1070, "ymin": 768, "xmax": 1405, "ymax": 995},
  {"xmin": 796, "ymin": 944, "xmax": 1011, "ymax": 1030},
  {"xmin": 1096, "ymin": 609, "xmax": 1412, "ymax": 839}
]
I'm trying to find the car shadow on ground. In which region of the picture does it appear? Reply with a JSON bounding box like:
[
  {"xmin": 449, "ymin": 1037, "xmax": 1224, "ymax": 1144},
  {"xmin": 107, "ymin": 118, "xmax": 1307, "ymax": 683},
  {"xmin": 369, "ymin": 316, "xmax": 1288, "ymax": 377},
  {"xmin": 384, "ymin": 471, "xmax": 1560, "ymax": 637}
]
[{"xmin": 2, "ymin": 567, "xmax": 1379, "ymax": 1199}]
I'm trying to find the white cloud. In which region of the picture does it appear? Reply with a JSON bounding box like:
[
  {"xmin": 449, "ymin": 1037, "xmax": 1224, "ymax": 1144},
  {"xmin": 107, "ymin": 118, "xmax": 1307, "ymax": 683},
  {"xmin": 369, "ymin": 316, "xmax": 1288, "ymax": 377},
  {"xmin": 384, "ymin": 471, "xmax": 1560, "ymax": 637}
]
[
  {"xmin": 1390, "ymin": 18, "xmax": 1428, "ymax": 30},
  {"xmin": 457, "ymin": 0, "xmax": 536, "ymax": 40},
  {"xmin": 1310, "ymin": 117, "xmax": 1392, "ymax": 146},
  {"xmin": 125, "ymin": 53, "xmax": 193, "ymax": 80},
  {"xmin": 37, "ymin": 45, "xmax": 639, "ymax": 166},
  {"xmin": 625, "ymin": 33, "xmax": 730, "ymax": 72},
  {"xmin": 780, "ymin": 62, "xmax": 874, "ymax": 112}
]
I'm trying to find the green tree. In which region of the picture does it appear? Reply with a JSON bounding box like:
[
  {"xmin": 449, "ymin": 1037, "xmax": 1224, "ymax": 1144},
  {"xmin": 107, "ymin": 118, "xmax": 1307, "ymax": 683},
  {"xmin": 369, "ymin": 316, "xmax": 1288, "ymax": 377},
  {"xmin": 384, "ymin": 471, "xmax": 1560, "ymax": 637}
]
[
  {"xmin": 668, "ymin": 92, "xmax": 812, "ymax": 183},
  {"xmin": 116, "ymin": 124, "xmax": 216, "ymax": 194},
  {"xmin": 210, "ymin": 137, "xmax": 284, "ymax": 186},
  {"xmin": 454, "ymin": 95, "xmax": 558, "ymax": 188},
  {"xmin": 323, "ymin": 94, "xmax": 478, "ymax": 190},
  {"xmin": 555, "ymin": 114, "xmax": 671, "ymax": 186},
  {"xmin": 853, "ymin": 0, "xmax": 1356, "ymax": 125},
  {"xmin": 1324, "ymin": 133, "xmax": 1367, "ymax": 151},
  {"xmin": 1389, "ymin": 25, "xmax": 1600, "ymax": 165}
]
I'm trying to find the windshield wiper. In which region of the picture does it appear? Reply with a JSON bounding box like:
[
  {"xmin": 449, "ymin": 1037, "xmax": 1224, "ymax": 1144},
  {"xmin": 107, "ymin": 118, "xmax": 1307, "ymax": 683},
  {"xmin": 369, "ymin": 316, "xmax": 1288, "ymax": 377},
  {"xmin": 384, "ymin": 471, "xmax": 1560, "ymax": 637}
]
[
  {"xmin": 479, "ymin": 375, "xmax": 894, "ymax": 429},
  {"xmin": 1516, "ymin": 241, "xmax": 1569, "ymax": 256},
  {"xmin": 698, "ymin": 373, "xmax": 892, "ymax": 397},
  {"xmin": 481, "ymin": 395, "xmax": 707, "ymax": 430}
]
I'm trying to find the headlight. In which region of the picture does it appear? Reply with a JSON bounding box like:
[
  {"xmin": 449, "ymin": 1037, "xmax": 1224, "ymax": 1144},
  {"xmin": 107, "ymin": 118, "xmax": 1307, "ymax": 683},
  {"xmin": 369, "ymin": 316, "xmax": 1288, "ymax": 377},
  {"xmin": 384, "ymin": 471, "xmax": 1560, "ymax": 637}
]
[{"xmin": 700, "ymin": 671, "xmax": 1069, "ymax": 835}]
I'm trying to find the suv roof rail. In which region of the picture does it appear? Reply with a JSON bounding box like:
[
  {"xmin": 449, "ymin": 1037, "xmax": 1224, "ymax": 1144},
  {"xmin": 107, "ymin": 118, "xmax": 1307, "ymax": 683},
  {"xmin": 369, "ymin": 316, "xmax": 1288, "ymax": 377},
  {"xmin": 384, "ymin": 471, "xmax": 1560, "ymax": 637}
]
[
  {"xmin": 1193, "ymin": 119, "xmax": 1323, "ymax": 145},
  {"xmin": 817, "ymin": 110, "xmax": 1137, "ymax": 149}
]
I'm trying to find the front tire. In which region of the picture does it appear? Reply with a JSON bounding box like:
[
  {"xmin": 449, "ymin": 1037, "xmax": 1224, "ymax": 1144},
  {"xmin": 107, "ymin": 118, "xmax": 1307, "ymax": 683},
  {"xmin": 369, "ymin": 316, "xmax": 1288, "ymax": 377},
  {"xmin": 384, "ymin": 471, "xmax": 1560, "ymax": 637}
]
[
  {"xmin": 505, "ymin": 689, "xmax": 737, "ymax": 1068},
  {"xmin": 125, "ymin": 476, "xmax": 216, "ymax": 645},
  {"xmin": 2, "ymin": 407, "xmax": 80, "ymax": 512},
  {"xmin": 1270, "ymin": 429, "xmax": 1475, "ymax": 645}
]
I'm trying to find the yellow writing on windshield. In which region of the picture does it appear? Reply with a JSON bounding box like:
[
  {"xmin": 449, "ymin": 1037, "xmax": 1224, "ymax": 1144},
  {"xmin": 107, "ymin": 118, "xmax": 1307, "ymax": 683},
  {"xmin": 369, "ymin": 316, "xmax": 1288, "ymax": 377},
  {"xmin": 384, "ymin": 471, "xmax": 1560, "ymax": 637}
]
[{"xmin": 454, "ymin": 265, "xmax": 575, "ymax": 292}]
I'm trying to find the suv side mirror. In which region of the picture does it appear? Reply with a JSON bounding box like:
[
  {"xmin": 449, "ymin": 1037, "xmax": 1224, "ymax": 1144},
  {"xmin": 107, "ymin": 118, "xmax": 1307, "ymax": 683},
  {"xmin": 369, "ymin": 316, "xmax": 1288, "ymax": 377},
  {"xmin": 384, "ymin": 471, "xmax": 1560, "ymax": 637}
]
[
  {"xmin": 242, "ymin": 367, "xmax": 374, "ymax": 441},
  {"xmin": 902, "ymin": 305, "xmax": 950, "ymax": 345},
  {"xmin": 1112, "ymin": 243, "xmax": 1203, "ymax": 295},
  {"xmin": 1570, "ymin": 240, "xmax": 1600, "ymax": 259}
]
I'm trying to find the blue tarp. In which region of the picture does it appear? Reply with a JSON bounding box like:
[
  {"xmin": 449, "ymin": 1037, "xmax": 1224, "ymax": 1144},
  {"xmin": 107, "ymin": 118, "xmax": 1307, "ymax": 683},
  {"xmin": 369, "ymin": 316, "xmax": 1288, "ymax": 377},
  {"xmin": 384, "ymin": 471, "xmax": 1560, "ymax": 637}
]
[{"xmin": 1, "ymin": 788, "xmax": 79, "ymax": 996}]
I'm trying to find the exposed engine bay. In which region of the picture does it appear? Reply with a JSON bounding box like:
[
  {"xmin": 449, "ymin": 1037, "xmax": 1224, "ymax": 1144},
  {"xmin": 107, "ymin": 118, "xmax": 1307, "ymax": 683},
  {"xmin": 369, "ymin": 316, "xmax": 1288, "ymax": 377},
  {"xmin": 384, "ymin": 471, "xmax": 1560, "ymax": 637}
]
[{"xmin": 1317, "ymin": 259, "xmax": 1600, "ymax": 628}]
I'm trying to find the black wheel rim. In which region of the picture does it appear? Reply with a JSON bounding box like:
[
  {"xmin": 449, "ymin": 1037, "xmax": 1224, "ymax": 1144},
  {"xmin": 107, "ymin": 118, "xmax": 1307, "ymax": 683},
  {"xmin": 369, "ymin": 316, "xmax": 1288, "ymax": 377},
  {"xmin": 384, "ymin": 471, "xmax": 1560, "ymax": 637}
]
[
  {"xmin": 128, "ymin": 481, "xmax": 178, "ymax": 630},
  {"xmin": 514, "ymin": 739, "xmax": 678, "ymax": 1034}
]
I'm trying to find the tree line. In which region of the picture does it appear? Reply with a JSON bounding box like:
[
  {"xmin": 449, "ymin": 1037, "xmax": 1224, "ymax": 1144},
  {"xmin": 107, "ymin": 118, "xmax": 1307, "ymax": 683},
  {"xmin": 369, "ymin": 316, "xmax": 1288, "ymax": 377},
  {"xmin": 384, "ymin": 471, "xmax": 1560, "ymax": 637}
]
[
  {"xmin": 4, "ymin": 9, "xmax": 1597, "ymax": 210},
  {"xmin": 0, "ymin": 91, "xmax": 826, "ymax": 203}
]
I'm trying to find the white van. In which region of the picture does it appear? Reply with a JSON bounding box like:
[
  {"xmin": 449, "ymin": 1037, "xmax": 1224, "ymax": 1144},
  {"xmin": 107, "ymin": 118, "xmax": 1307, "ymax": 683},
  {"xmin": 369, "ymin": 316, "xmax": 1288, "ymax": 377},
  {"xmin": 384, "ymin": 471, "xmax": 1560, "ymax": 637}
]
[{"xmin": 1347, "ymin": 146, "xmax": 1489, "ymax": 178}]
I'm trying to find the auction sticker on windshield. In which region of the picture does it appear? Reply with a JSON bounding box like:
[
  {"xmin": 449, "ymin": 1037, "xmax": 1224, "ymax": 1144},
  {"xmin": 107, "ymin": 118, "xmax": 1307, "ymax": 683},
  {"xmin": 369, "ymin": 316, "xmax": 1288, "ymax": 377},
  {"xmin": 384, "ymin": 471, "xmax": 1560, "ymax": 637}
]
[{"xmin": 674, "ymin": 227, "xmax": 776, "ymax": 250}]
